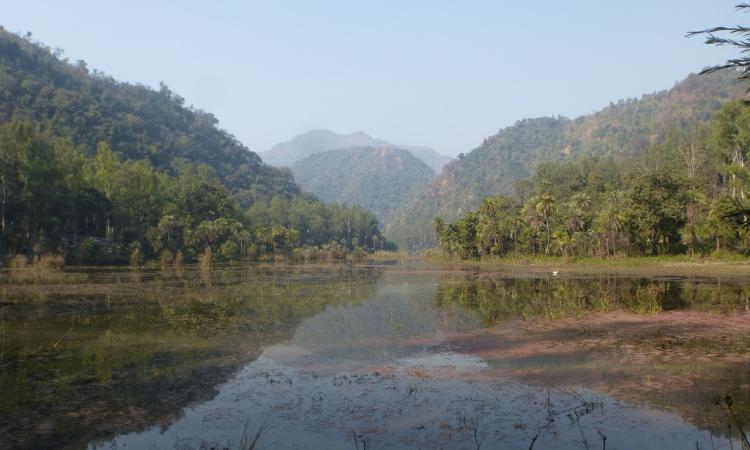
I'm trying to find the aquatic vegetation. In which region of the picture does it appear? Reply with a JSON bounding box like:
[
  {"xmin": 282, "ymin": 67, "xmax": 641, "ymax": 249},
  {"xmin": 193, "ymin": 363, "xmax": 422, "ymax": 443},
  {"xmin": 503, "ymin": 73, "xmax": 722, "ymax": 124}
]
[{"xmin": 129, "ymin": 243, "xmax": 143, "ymax": 268}]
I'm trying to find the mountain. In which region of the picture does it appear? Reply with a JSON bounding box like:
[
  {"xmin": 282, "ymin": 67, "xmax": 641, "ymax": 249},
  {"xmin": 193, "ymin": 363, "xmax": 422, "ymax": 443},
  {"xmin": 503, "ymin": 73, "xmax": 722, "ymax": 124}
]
[
  {"xmin": 262, "ymin": 129, "xmax": 453, "ymax": 173},
  {"xmin": 0, "ymin": 27, "xmax": 298, "ymax": 207},
  {"xmin": 0, "ymin": 28, "xmax": 392, "ymax": 259},
  {"xmin": 387, "ymin": 70, "xmax": 746, "ymax": 248},
  {"xmin": 291, "ymin": 147, "xmax": 434, "ymax": 222},
  {"xmin": 399, "ymin": 145, "xmax": 455, "ymax": 174}
]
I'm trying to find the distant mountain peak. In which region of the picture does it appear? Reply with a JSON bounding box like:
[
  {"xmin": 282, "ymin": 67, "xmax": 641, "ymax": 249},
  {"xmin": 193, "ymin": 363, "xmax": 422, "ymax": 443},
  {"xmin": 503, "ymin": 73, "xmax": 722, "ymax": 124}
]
[
  {"xmin": 350, "ymin": 130, "xmax": 372, "ymax": 139},
  {"xmin": 291, "ymin": 146, "xmax": 434, "ymax": 222},
  {"xmin": 261, "ymin": 129, "xmax": 454, "ymax": 173}
]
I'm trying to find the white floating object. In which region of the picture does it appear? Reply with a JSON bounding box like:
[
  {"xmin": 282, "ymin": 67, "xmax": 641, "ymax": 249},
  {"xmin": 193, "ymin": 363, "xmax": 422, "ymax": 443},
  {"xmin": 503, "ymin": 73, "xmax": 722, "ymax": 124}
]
[{"xmin": 552, "ymin": 270, "xmax": 559, "ymax": 276}]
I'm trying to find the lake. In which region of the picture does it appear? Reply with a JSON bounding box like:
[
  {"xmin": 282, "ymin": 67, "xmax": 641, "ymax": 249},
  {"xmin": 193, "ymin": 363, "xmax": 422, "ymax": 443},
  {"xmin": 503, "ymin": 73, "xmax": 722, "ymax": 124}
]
[{"xmin": 1, "ymin": 261, "xmax": 749, "ymax": 449}]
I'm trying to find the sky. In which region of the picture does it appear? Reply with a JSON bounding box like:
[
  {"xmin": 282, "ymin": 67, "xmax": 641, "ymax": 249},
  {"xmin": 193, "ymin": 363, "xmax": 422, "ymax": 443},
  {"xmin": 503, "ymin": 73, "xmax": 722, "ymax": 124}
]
[{"xmin": 0, "ymin": 1, "xmax": 742, "ymax": 156}]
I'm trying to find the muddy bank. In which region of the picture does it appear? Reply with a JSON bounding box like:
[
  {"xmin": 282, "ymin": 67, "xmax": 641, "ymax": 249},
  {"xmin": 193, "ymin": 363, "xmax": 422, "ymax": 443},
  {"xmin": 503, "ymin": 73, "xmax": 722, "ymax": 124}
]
[{"xmin": 440, "ymin": 309, "xmax": 750, "ymax": 437}]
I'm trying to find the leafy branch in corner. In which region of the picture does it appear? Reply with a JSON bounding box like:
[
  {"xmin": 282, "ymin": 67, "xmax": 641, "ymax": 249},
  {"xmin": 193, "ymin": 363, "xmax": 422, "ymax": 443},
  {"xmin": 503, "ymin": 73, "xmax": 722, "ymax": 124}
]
[{"xmin": 687, "ymin": 3, "xmax": 750, "ymax": 83}]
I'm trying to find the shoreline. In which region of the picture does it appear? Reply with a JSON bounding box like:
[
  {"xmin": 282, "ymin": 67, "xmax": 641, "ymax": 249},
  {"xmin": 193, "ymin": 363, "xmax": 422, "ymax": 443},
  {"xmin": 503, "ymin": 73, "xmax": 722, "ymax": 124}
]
[{"xmin": 417, "ymin": 255, "xmax": 750, "ymax": 277}]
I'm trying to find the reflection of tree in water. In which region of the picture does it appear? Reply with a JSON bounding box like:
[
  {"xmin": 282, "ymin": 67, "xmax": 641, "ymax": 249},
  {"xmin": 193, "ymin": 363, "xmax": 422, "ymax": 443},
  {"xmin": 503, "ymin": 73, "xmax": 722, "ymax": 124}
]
[
  {"xmin": 434, "ymin": 274, "xmax": 750, "ymax": 445},
  {"xmin": 0, "ymin": 268, "xmax": 380, "ymax": 449},
  {"xmin": 435, "ymin": 274, "xmax": 749, "ymax": 326}
]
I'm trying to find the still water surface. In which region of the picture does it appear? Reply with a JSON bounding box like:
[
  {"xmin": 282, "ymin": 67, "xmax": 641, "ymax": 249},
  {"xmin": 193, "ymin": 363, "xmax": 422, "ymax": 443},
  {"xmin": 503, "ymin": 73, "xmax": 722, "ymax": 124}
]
[{"xmin": 1, "ymin": 263, "xmax": 749, "ymax": 449}]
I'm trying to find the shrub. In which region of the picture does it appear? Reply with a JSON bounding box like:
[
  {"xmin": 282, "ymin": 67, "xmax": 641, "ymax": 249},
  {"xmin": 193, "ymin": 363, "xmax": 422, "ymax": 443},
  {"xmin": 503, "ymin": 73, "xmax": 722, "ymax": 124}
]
[
  {"xmin": 129, "ymin": 243, "xmax": 143, "ymax": 268},
  {"xmin": 33, "ymin": 254, "xmax": 65, "ymax": 270},
  {"xmin": 8, "ymin": 254, "xmax": 29, "ymax": 269},
  {"xmin": 219, "ymin": 240, "xmax": 239, "ymax": 261},
  {"xmin": 351, "ymin": 246, "xmax": 368, "ymax": 263},
  {"xmin": 199, "ymin": 247, "xmax": 213, "ymax": 269},
  {"xmin": 174, "ymin": 250, "xmax": 183, "ymax": 270},
  {"xmin": 159, "ymin": 250, "xmax": 174, "ymax": 269}
]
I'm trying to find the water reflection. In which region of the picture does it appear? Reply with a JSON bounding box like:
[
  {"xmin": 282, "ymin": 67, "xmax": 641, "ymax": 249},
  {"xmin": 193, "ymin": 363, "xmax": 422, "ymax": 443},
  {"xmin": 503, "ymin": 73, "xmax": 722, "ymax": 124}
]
[
  {"xmin": 1, "ymin": 266, "xmax": 748, "ymax": 449},
  {"xmin": 436, "ymin": 274, "xmax": 750, "ymax": 325},
  {"xmin": 436, "ymin": 273, "xmax": 750, "ymax": 448},
  {"xmin": 0, "ymin": 266, "xmax": 381, "ymax": 449}
]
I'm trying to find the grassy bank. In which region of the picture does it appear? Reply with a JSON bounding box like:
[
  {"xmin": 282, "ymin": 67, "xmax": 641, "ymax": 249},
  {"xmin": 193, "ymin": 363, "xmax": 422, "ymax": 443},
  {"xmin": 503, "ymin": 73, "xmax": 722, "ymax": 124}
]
[{"xmin": 424, "ymin": 253, "xmax": 750, "ymax": 276}]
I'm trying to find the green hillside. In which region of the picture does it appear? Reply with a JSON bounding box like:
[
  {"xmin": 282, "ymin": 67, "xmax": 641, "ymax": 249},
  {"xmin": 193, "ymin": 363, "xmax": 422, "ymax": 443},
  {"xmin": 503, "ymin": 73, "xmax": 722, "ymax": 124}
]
[
  {"xmin": 0, "ymin": 29, "xmax": 388, "ymax": 260},
  {"xmin": 291, "ymin": 147, "xmax": 434, "ymax": 222},
  {"xmin": 387, "ymin": 71, "xmax": 745, "ymax": 249},
  {"xmin": 0, "ymin": 27, "xmax": 297, "ymax": 206}
]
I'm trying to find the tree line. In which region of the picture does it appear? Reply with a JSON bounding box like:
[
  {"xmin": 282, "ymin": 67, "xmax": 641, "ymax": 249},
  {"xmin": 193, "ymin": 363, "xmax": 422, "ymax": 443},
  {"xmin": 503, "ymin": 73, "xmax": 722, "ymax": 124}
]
[
  {"xmin": 434, "ymin": 101, "xmax": 750, "ymax": 259},
  {"xmin": 0, "ymin": 121, "xmax": 390, "ymax": 265}
]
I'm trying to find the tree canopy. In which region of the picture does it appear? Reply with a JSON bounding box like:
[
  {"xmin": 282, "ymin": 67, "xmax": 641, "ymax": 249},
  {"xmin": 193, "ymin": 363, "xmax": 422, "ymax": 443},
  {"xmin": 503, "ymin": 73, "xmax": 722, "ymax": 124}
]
[{"xmin": 434, "ymin": 101, "xmax": 750, "ymax": 259}]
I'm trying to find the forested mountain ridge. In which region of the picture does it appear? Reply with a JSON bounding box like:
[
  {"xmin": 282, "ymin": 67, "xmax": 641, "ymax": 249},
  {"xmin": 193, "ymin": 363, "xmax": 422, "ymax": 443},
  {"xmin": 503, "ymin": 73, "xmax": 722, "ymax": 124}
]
[
  {"xmin": 291, "ymin": 147, "xmax": 434, "ymax": 222},
  {"xmin": 0, "ymin": 27, "xmax": 298, "ymax": 206},
  {"xmin": 568, "ymin": 71, "xmax": 745, "ymax": 157},
  {"xmin": 435, "ymin": 99, "xmax": 750, "ymax": 260},
  {"xmin": 262, "ymin": 129, "xmax": 454, "ymax": 173},
  {"xmin": 387, "ymin": 70, "xmax": 745, "ymax": 248},
  {"xmin": 0, "ymin": 29, "xmax": 389, "ymax": 261}
]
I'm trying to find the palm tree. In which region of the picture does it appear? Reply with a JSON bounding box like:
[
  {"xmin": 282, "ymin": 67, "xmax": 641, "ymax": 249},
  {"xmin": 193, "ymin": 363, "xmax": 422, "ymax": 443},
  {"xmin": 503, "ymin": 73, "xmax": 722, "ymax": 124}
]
[
  {"xmin": 568, "ymin": 192, "xmax": 591, "ymax": 232},
  {"xmin": 534, "ymin": 194, "xmax": 556, "ymax": 255},
  {"xmin": 553, "ymin": 230, "xmax": 573, "ymax": 258},
  {"xmin": 507, "ymin": 215, "xmax": 525, "ymax": 257},
  {"xmin": 432, "ymin": 217, "xmax": 445, "ymax": 250},
  {"xmin": 599, "ymin": 202, "xmax": 624, "ymax": 256}
]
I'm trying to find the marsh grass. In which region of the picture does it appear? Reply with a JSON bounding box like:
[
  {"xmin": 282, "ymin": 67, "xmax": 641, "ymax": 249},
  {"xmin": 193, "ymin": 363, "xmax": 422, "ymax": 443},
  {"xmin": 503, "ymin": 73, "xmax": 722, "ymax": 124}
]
[
  {"xmin": 628, "ymin": 285, "xmax": 663, "ymax": 314},
  {"xmin": 289, "ymin": 244, "xmax": 351, "ymax": 262},
  {"xmin": 371, "ymin": 249, "xmax": 408, "ymax": 258},
  {"xmin": 129, "ymin": 246, "xmax": 143, "ymax": 268},
  {"xmin": 159, "ymin": 250, "xmax": 174, "ymax": 271},
  {"xmin": 430, "ymin": 253, "xmax": 750, "ymax": 271},
  {"xmin": 351, "ymin": 247, "xmax": 367, "ymax": 263},
  {"xmin": 174, "ymin": 250, "xmax": 184, "ymax": 270},
  {"xmin": 237, "ymin": 420, "xmax": 266, "ymax": 450},
  {"xmin": 4, "ymin": 254, "xmax": 66, "ymax": 283},
  {"xmin": 199, "ymin": 248, "xmax": 213, "ymax": 270},
  {"xmin": 526, "ymin": 387, "xmax": 605, "ymax": 450}
]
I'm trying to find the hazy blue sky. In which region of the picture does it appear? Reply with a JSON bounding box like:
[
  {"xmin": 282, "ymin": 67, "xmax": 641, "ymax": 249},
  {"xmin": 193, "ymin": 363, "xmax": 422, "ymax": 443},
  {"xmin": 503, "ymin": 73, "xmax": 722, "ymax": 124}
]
[{"xmin": 0, "ymin": 1, "xmax": 741, "ymax": 156}]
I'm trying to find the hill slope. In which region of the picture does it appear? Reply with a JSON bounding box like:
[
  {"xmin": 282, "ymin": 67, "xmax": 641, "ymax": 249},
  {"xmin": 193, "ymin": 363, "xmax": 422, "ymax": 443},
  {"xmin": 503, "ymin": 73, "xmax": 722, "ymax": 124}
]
[
  {"xmin": 0, "ymin": 29, "xmax": 392, "ymax": 259},
  {"xmin": 399, "ymin": 145, "xmax": 455, "ymax": 174},
  {"xmin": 262, "ymin": 129, "xmax": 453, "ymax": 173},
  {"xmin": 291, "ymin": 147, "xmax": 434, "ymax": 222},
  {"xmin": 387, "ymin": 71, "xmax": 745, "ymax": 248},
  {"xmin": 0, "ymin": 28, "xmax": 298, "ymax": 206}
]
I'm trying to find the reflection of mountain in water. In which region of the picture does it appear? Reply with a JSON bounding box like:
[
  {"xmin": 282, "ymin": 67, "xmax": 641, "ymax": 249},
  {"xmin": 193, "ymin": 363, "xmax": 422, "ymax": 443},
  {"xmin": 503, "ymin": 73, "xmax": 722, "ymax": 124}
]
[
  {"xmin": 288, "ymin": 273, "xmax": 479, "ymax": 364},
  {"xmin": 89, "ymin": 271, "xmax": 749, "ymax": 450},
  {"xmin": 4, "ymin": 267, "xmax": 750, "ymax": 449},
  {"xmin": 0, "ymin": 267, "xmax": 381, "ymax": 449}
]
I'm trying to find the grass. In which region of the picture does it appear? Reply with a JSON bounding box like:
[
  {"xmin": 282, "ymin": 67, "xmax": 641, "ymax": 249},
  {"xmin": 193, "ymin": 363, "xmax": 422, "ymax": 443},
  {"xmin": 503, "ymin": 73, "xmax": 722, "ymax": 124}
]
[{"xmin": 425, "ymin": 253, "xmax": 750, "ymax": 276}]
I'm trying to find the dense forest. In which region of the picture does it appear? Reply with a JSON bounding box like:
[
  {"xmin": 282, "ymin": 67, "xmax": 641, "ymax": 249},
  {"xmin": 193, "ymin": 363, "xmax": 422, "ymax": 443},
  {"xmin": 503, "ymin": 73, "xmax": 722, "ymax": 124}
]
[
  {"xmin": 291, "ymin": 147, "xmax": 435, "ymax": 222},
  {"xmin": 0, "ymin": 29, "xmax": 389, "ymax": 263},
  {"xmin": 262, "ymin": 129, "xmax": 453, "ymax": 173},
  {"xmin": 2, "ymin": 25, "xmax": 748, "ymax": 262},
  {"xmin": 0, "ymin": 28, "xmax": 298, "ymax": 206},
  {"xmin": 387, "ymin": 71, "xmax": 745, "ymax": 249},
  {"xmin": 435, "ymin": 100, "xmax": 750, "ymax": 259}
]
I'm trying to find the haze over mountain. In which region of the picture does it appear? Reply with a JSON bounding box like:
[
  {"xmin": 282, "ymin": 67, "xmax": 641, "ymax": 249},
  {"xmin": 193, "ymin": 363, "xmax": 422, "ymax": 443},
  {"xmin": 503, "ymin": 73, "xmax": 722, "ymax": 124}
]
[
  {"xmin": 262, "ymin": 129, "xmax": 453, "ymax": 173},
  {"xmin": 386, "ymin": 70, "xmax": 746, "ymax": 248},
  {"xmin": 291, "ymin": 147, "xmax": 434, "ymax": 223}
]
